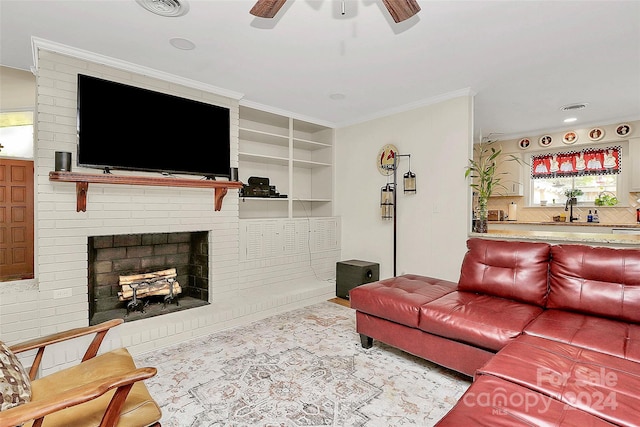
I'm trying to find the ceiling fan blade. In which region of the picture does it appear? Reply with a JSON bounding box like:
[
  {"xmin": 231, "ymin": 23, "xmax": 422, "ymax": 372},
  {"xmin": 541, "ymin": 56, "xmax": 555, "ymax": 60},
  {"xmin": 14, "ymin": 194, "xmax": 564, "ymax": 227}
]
[
  {"xmin": 250, "ymin": 0, "xmax": 288, "ymax": 18},
  {"xmin": 382, "ymin": 0, "xmax": 421, "ymax": 23}
]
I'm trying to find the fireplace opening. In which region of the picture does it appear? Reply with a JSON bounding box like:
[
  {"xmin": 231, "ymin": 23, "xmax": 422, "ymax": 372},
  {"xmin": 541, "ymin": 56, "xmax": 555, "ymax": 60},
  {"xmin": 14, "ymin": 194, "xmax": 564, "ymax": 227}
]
[{"xmin": 88, "ymin": 231, "xmax": 210, "ymax": 325}]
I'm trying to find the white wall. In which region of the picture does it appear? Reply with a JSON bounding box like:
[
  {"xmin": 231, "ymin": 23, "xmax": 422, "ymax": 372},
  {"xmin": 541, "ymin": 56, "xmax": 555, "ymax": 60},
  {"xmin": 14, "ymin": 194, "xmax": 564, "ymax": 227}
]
[
  {"xmin": 335, "ymin": 96, "xmax": 473, "ymax": 282},
  {"xmin": 0, "ymin": 48, "xmax": 335, "ymax": 376},
  {"xmin": 0, "ymin": 66, "xmax": 36, "ymax": 110},
  {"xmin": 1, "ymin": 45, "xmax": 473, "ymax": 376}
]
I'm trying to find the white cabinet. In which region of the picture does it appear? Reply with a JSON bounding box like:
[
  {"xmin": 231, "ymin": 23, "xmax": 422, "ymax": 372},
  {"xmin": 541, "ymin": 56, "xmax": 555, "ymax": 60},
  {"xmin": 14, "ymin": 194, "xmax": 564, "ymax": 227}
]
[
  {"xmin": 239, "ymin": 218, "xmax": 340, "ymax": 261},
  {"xmin": 493, "ymin": 153, "xmax": 524, "ymax": 196},
  {"xmin": 239, "ymin": 106, "xmax": 333, "ymax": 219}
]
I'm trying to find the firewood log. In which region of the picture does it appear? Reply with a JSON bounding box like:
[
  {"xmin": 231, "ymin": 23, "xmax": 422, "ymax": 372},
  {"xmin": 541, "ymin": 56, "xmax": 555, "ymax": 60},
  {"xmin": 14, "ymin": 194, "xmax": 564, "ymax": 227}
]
[
  {"xmin": 118, "ymin": 281, "xmax": 182, "ymax": 301},
  {"xmin": 119, "ymin": 268, "xmax": 177, "ymax": 285}
]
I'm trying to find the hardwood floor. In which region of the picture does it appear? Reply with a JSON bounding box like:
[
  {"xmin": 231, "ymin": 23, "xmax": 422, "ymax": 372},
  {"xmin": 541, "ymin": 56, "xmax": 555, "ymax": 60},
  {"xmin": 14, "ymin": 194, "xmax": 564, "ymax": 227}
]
[{"xmin": 329, "ymin": 297, "xmax": 351, "ymax": 308}]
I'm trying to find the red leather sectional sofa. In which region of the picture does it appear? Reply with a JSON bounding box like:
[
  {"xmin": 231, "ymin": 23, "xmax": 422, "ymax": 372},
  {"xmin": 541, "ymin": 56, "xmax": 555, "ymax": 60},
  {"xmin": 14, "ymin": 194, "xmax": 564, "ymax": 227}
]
[{"xmin": 350, "ymin": 238, "xmax": 640, "ymax": 426}]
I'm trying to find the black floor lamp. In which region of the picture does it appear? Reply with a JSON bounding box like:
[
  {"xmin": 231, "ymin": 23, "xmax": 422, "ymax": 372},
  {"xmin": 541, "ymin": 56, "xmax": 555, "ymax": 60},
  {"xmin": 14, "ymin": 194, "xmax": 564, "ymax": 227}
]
[{"xmin": 381, "ymin": 153, "xmax": 416, "ymax": 277}]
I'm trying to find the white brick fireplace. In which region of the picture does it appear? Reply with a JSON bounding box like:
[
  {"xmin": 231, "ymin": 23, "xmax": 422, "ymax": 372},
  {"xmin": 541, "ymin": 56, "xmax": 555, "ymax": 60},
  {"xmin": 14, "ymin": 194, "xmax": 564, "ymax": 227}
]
[{"xmin": 0, "ymin": 43, "xmax": 337, "ymax": 376}]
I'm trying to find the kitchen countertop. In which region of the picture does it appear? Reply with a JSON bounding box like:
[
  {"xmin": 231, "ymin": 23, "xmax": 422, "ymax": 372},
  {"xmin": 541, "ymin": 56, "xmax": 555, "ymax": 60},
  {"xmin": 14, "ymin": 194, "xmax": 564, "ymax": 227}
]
[
  {"xmin": 488, "ymin": 221, "xmax": 640, "ymax": 228},
  {"xmin": 469, "ymin": 229, "xmax": 640, "ymax": 246}
]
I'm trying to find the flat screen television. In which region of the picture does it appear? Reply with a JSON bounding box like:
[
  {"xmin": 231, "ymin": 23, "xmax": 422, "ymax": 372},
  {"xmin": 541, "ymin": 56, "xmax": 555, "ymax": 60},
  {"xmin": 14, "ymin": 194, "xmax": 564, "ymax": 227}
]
[{"xmin": 77, "ymin": 74, "xmax": 230, "ymax": 178}]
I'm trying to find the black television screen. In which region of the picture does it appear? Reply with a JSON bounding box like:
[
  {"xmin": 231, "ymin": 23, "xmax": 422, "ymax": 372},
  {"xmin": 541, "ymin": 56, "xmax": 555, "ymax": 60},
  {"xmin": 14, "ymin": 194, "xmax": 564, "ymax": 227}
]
[{"xmin": 77, "ymin": 74, "xmax": 230, "ymax": 178}]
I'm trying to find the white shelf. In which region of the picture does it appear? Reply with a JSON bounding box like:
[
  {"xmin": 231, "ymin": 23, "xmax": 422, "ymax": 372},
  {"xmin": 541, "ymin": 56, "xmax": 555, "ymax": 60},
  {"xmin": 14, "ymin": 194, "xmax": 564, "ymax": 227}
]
[
  {"xmin": 239, "ymin": 105, "xmax": 333, "ymax": 219},
  {"xmin": 293, "ymin": 137, "xmax": 331, "ymax": 151},
  {"xmin": 240, "ymin": 128, "xmax": 289, "ymax": 147},
  {"xmin": 240, "ymin": 197, "xmax": 288, "ymax": 201},
  {"xmin": 239, "ymin": 152, "xmax": 289, "ymax": 166},
  {"xmin": 292, "ymin": 159, "xmax": 331, "ymax": 168}
]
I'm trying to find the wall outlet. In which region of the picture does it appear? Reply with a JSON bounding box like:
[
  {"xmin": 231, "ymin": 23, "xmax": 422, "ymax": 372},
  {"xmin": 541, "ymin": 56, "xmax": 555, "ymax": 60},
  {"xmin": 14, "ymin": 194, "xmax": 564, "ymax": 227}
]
[{"xmin": 53, "ymin": 288, "xmax": 73, "ymax": 299}]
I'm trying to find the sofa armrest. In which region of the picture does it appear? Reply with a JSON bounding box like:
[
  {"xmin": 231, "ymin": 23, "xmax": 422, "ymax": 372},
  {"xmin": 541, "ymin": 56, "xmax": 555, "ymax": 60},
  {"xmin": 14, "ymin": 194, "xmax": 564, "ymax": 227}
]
[
  {"xmin": 9, "ymin": 319, "xmax": 124, "ymax": 380},
  {"xmin": 0, "ymin": 366, "xmax": 157, "ymax": 427}
]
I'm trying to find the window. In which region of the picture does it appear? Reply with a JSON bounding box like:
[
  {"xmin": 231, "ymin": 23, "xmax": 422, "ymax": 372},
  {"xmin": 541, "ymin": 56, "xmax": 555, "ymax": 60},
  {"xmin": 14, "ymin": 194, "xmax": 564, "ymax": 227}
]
[
  {"xmin": 532, "ymin": 175, "xmax": 617, "ymax": 205},
  {"xmin": 528, "ymin": 144, "xmax": 623, "ymax": 206},
  {"xmin": 0, "ymin": 111, "xmax": 34, "ymax": 158}
]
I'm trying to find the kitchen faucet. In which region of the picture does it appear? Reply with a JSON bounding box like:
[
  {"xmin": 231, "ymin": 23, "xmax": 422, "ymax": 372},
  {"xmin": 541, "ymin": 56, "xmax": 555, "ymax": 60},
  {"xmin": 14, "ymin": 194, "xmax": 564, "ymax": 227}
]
[{"xmin": 565, "ymin": 198, "xmax": 580, "ymax": 222}]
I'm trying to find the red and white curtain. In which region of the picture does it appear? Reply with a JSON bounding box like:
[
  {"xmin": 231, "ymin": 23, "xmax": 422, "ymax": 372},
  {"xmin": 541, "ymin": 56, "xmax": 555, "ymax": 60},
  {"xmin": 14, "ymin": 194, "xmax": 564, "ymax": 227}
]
[{"xmin": 531, "ymin": 146, "xmax": 621, "ymax": 179}]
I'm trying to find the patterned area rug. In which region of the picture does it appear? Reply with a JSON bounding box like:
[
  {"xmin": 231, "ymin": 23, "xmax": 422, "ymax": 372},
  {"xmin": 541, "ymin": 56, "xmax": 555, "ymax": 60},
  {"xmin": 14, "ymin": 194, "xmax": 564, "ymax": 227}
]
[{"xmin": 136, "ymin": 301, "xmax": 471, "ymax": 426}]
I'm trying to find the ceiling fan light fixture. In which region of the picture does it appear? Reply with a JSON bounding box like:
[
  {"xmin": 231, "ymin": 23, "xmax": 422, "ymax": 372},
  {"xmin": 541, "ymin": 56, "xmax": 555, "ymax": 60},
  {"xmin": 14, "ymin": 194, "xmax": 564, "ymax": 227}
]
[
  {"xmin": 249, "ymin": 0, "xmax": 421, "ymax": 23},
  {"xmin": 136, "ymin": 0, "xmax": 189, "ymax": 17}
]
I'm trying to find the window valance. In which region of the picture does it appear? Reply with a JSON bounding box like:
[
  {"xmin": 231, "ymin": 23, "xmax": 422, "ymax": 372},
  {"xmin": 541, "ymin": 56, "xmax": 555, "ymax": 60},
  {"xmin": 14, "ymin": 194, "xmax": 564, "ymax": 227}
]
[{"xmin": 531, "ymin": 146, "xmax": 621, "ymax": 179}]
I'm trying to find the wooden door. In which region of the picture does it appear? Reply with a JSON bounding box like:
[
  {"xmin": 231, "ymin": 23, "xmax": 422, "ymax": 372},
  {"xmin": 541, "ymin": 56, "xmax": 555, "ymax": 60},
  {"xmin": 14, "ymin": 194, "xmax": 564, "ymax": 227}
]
[{"xmin": 0, "ymin": 159, "xmax": 34, "ymax": 280}]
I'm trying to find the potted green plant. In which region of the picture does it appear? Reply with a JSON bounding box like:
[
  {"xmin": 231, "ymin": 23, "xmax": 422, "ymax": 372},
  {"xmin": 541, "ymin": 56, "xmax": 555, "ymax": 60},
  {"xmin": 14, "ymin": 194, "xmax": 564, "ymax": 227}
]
[
  {"xmin": 594, "ymin": 192, "xmax": 619, "ymax": 206},
  {"xmin": 564, "ymin": 188, "xmax": 583, "ymax": 207},
  {"xmin": 564, "ymin": 189, "xmax": 584, "ymax": 200},
  {"xmin": 465, "ymin": 140, "xmax": 523, "ymax": 233}
]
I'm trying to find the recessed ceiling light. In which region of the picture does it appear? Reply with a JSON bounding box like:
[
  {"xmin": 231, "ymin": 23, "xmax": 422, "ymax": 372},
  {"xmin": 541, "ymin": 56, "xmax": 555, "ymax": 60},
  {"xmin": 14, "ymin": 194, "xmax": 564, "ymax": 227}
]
[
  {"xmin": 136, "ymin": 0, "xmax": 189, "ymax": 17},
  {"xmin": 169, "ymin": 37, "xmax": 196, "ymax": 50},
  {"xmin": 329, "ymin": 93, "xmax": 346, "ymax": 100},
  {"xmin": 564, "ymin": 117, "xmax": 577, "ymax": 123},
  {"xmin": 560, "ymin": 103, "xmax": 589, "ymax": 112}
]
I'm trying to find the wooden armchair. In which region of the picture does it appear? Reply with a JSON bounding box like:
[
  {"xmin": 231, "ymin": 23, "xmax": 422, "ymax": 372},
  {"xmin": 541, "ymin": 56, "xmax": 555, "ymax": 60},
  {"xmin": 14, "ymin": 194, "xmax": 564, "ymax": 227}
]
[{"xmin": 0, "ymin": 319, "xmax": 161, "ymax": 427}]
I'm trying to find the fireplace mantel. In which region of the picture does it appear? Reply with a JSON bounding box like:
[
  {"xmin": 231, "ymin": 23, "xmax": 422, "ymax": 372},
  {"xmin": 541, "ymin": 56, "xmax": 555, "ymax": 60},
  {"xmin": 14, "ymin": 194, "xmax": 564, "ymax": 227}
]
[{"xmin": 49, "ymin": 171, "xmax": 243, "ymax": 212}]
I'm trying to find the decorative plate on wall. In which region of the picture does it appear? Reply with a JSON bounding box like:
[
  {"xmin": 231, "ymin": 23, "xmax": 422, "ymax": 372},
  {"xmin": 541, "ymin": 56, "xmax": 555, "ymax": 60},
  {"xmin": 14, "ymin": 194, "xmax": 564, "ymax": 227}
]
[
  {"xmin": 588, "ymin": 128, "xmax": 604, "ymax": 141},
  {"xmin": 562, "ymin": 131, "xmax": 578, "ymax": 144},
  {"xmin": 518, "ymin": 138, "xmax": 531, "ymax": 150},
  {"xmin": 539, "ymin": 135, "xmax": 552, "ymax": 147},
  {"xmin": 377, "ymin": 143, "xmax": 399, "ymax": 175},
  {"xmin": 616, "ymin": 123, "xmax": 631, "ymax": 137}
]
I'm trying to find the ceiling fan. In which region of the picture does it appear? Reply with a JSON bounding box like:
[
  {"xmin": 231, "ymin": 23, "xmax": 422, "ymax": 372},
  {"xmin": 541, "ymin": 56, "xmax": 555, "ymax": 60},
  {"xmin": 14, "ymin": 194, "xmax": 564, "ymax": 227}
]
[{"xmin": 250, "ymin": 0, "xmax": 421, "ymax": 23}]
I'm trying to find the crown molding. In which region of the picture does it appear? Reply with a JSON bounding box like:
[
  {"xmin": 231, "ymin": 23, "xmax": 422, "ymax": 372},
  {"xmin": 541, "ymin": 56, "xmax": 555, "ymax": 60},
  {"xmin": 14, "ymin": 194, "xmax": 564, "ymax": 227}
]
[
  {"xmin": 333, "ymin": 87, "xmax": 476, "ymax": 128},
  {"xmin": 31, "ymin": 37, "xmax": 244, "ymax": 101},
  {"xmin": 242, "ymin": 88, "xmax": 476, "ymax": 129},
  {"xmin": 239, "ymin": 99, "xmax": 335, "ymax": 128}
]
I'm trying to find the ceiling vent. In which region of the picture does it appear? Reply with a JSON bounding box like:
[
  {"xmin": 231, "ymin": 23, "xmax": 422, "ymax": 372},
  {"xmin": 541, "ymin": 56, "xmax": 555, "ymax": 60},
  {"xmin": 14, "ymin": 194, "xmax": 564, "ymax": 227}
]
[
  {"xmin": 136, "ymin": 0, "xmax": 189, "ymax": 17},
  {"xmin": 560, "ymin": 103, "xmax": 589, "ymax": 112}
]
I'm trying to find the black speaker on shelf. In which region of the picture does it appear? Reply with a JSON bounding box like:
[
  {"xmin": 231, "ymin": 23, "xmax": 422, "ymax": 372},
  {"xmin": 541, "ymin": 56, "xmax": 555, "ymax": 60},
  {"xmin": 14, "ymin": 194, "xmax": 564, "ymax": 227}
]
[
  {"xmin": 336, "ymin": 260, "xmax": 380, "ymax": 299},
  {"xmin": 230, "ymin": 167, "xmax": 239, "ymax": 181},
  {"xmin": 55, "ymin": 151, "xmax": 72, "ymax": 172}
]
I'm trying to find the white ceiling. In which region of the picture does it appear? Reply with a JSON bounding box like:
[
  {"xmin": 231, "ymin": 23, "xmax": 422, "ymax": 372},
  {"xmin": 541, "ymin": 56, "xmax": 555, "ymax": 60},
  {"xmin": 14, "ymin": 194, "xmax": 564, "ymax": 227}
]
[{"xmin": 1, "ymin": 0, "xmax": 639, "ymax": 140}]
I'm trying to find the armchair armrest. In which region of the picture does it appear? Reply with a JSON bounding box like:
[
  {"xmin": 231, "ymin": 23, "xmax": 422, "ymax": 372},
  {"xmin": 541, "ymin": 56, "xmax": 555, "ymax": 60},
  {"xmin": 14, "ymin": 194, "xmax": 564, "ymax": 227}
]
[
  {"xmin": 9, "ymin": 319, "xmax": 124, "ymax": 381},
  {"xmin": 0, "ymin": 366, "xmax": 157, "ymax": 427}
]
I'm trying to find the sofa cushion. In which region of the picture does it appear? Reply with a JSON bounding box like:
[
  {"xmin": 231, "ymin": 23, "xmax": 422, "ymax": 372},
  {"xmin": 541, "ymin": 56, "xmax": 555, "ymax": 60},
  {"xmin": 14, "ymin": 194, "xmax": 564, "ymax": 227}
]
[
  {"xmin": 0, "ymin": 340, "xmax": 31, "ymax": 411},
  {"xmin": 478, "ymin": 334, "xmax": 640, "ymax": 427},
  {"xmin": 435, "ymin": 375, "xmax": 615, "ymax": 427},
  {"xmin": 458, "ymin": 238, "xmax": 551, "ymax": 307},
  {"xmin": 418, "ymin": 291, "xmax": 543, "ymax": 352},
  {"xmin": 524, "ymin": 309, "xmax": 640, "ymax": 363},
  {"xmin": 349, "ymin": 274, "xmax": 456, "ymax": 328},
  {"xmin": 548, "ymin": 244, "xmax": 640, "ymax": 322}
]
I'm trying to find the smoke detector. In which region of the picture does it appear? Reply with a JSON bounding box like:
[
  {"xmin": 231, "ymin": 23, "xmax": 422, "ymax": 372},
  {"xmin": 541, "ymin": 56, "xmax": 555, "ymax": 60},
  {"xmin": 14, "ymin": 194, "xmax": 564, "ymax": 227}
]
[
  {"xmin": 560, "ymin": 103, "xmax": 589, "ymax": 112},
  {"xmin": 136, "ymin": 0, "xmax": 189, "ymax": 17}
]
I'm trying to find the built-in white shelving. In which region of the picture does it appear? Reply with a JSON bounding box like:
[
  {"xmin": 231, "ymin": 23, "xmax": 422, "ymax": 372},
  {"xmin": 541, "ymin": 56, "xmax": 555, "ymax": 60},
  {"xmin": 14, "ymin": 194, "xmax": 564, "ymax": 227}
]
[{"xmin": 238, "ymin": 106, "xmax": 334, "ymax": 219}]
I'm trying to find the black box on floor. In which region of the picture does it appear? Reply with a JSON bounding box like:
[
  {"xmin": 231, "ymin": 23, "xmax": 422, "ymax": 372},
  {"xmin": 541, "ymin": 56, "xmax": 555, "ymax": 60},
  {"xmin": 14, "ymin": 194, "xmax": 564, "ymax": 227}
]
[{"xmin": 336, "ymin": 260, "xmax": 379, "ymax": 299}]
